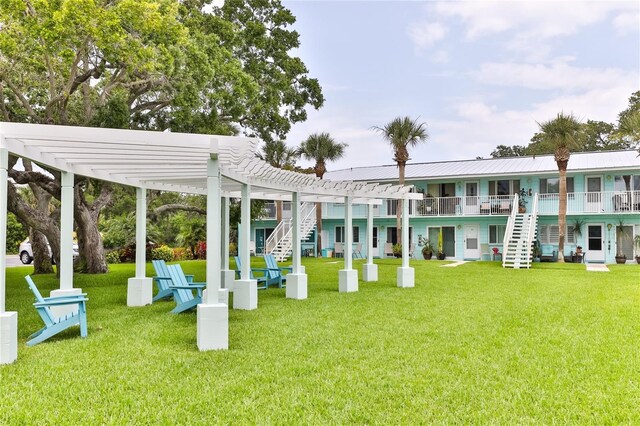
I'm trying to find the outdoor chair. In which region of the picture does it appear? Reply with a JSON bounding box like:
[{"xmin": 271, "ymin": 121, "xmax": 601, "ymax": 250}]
[
  {"xmin": 233, "ymin": 256, "xmax": 268, "ymax": 289},
  {"xmin": 152, "ymin": 259, "xmax": 194, "ymax": 302},
  {"xmin": 384, "ymin": 243, "xmax": 394, "ymax": 257},
  {"xmin": 480, "ymin": 203, "xmax": 491, "ymax": 214},
  {"xmin": 166, "ymin": 264, "xmax": 206, "ymax": 314},
  {"xmin": 540, "ymin": 244, "xmax": 557, "ymax": 262},
  {"xmin": 480, "ymin": 243, "xmax": 491, "ymax": 260},
  {"xmin": 498, "ymin": 201, "xmax": 511, "ymax": 214},
  {"xmin": 25, "ymin": 275, "xmax": 88, "ymax": 346},
  {"xmin": 492, "ymin": 247, "xmax": 502, "ymax": 261},
  {"xmin": 334, "ymin": 242, "xmax": 344, "ymax": 258},
  {"xmin": 353, "ymin": 243, "xmax": 363, "ymax": 259},
  {"xmin": 263, "ymin": 254, "xmax": 292, "ymax": 288}
]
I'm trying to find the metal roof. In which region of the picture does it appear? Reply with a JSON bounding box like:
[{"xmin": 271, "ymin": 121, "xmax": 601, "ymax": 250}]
[
  {"xmin": 325, "ymin": 150, "xmax": 640, "ymax": 182},
  {"xmin": 0, "ymin": 122, "xmax": 420, "ymax": 203}
]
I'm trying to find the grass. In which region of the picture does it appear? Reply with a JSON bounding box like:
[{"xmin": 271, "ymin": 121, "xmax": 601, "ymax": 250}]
[{"xmin": 1, "ymin": 258, "xmax": 639, "ymax": 424}]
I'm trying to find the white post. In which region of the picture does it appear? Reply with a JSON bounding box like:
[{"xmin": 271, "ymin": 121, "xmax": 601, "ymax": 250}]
[
  {"xmin": 397, "ymin": 197, "xmax": 415, "ymax": 288},
  {"xmin": 51, "ymin": 171, "xmax": 82, "ymax": 314},
  {"xmin": 127, "ymin": 187, "xmax": 152, "ymax": 306},
  {"xmin": 363, "ymin": 203, "xmax": 378, "ymax": 282},
  {"xmin": 287, "ymin": 191, "xmax": 307, "ymax": 299},
  {"xmin": 220, "ymin": 197, "xmax": 235, "ymax": 291},
  {"xmin": 339, "ymin": 195, "xmax": 358, "ymax": 292},
  {"xmin": 197, "ymin": 151, "xmax": 228, "ymax": 351},
  {"xmin": 234, "ymin": 183, "xmax": 257, "ymax": 310},
  {"xmin": 0, "ymin": 145, "xmax": 18, "ymax": 364}
]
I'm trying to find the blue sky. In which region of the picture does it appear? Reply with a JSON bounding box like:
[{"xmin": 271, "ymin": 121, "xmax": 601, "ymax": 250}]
[{"xmin": 278, "ymin": 0, "xmax": 640, "ymax": 171}]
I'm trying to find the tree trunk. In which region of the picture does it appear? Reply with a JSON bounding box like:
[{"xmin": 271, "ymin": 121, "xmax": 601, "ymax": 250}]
[
  {"xmin": 276, "ymin": 200, "xmax": 283, "ymax": 222},
  {"xmin": 74, "ymin": 183, "xmax": 110, "ymax": 273},
  {"xmin": 558, "ymin": 166, "xmax": 567, "ymax": 262},
  {"xmin": 397, "ymin": 163, "xmax": 405, "ymax": 245},
  {"xmin": 316, "ymin": 202, "xmax": 322, "ymax": 255},
  {"xmin": 31, "ymin": 229, "xmax": 54, "ymax": 275}
]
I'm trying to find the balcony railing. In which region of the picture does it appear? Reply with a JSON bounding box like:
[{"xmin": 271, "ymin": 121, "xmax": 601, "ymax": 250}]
[
  {"xmin": 413, "ymin": 195, "xmax": 515, "ymax": 217},
  {"xmin": 537, "ymin": 190, "xmax": 640, "ymax": 215}
]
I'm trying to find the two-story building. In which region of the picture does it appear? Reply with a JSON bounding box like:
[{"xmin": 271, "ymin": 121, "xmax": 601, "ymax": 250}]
[{"xmin": 252, "ymin": 150, "xmax": 640, "ymax": 264}]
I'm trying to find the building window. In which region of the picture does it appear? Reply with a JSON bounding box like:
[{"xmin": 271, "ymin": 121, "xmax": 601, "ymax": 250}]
[
  {"xmin": 489, "ymin": 224, "xmax": 506, "ymax": 244},
  {"xmin": 539, "ymin": 224, "xmax": 559, "ymax": 244},
  {"xmin": 614, "ymin": 175, "xmax": 640, "ymax": 191},
  {"xmin": 489, "ymin": 179, "xmax": 520, "ymax": 196},
  {"xmin": 566, "ymin": 225, "xmax": 575, "ymax": 244},
  {"xmin": 539, "ymin": 177, "xmax": 574, "ymax": 194},
  {"xmin": 335, "ymin": 226, "xmax": 359, "ymax": 243}
]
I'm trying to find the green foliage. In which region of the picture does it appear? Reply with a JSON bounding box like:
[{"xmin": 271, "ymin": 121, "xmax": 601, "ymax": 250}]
[
  {"xmin": 490, "ymin": 144, "xmax": 527, "ymax": 158},
  {"xmin": 2, "ymin": 261, "xmax": 639, "ymax": 423},
  {"xmin": 6, "ymin": 212, "xmax": 27, "ymax": 254},
  {"xmin": 151, "ymin": 245, "xmax": 175, "ymax": 262},
  {"xmin": 105, "ymin": 250, "xmax": 121, "ymax": 264},
  {"xmin": 298, "ymin": 132, "xmax": 347, "ymax": 178},
  {"xmin": 100, "ymin": 213, "xmax": 136, "ymax": 249},
  {"xmin": 229, "ymin": 242, "xmax": 238, "ymax": 256},
  {"xmin": 421, "ymin": 239, "xmax": 434, "ymax": 255},
  {"xmin": 258, "ymin": 140, "xmax": 299, "ymax": 168},
  {"xmin": 372, "ymin": 116, "xmax": 429, "ymax": 166}
]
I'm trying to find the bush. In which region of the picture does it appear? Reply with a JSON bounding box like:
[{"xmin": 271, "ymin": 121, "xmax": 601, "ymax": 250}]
[
  {"xmin": 172, "ymin": 247, "xmax": 193, "ymax": 261},
  {"xmin": 151, "ymin": 245, "xmax": 174, "ymax": 262},
  {"xmin": 105, "ymin": 250, "xmax": 121, "ymax": 264},
  {"xmin": 196, "ymin": 241, "xmax": 206, "ymax": 260},
  {"xmin": 229, "ymin": 242, "xmax": 238, "ymax": 256}
]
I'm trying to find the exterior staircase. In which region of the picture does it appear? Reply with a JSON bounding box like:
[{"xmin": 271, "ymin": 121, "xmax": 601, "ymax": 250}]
[
  {"xmin": 265, "ymin": 202, "xmax": 316, "ymax": 261},
  {"xmin": 502, "ymin": 194, "xmax": 539, "ymax": 269}
]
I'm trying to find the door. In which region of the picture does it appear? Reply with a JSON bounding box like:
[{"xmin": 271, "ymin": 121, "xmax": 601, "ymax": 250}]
[
  {"xmin": 255, "ymin": 229, "xmax": 265, "ymax": 254},
  {"xmin": 464, "ymin": 182, "xmax": 479, "ymax": 215},
  {"xmin": 586, "ymin": 224, "xmax": 604, "ymax": 262},
  {"xmin": 372, "ymin": 226, "xmax": 379, "ymax": 258},
  {"xmin": 464, "ymin": 224, "xmax": 479, "ymax": 259},
  {"xmin": 585, "ymin": 176, "xmax": 602, "ymax": 212}
]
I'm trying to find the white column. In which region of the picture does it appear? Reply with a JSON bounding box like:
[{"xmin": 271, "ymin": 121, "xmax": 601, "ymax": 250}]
[
  {"xmin": 127, "ymin": 187, "xmax": 152, "ymax": 306},
  {"xmin": 197, "ymin": 152, "xmax": 228, "ymax": 351},
  {"xmin": 0, "ymin": 146, "xmax": 18, "ymax": 364},
  {"xmin": 287, "ymin": 191, "xmax": 307, "ymax": 299},
  {"xmin": 51, "ymin": 171, "xmax": 82, "ymax": 315},
  {"xmin": 234, "ymin": 183, "xmax": 257, "ymax": 310},
  {"xmin": 220, "ymin": 197, "xmax": 235, "ymax": 291},
  {"xmin": 339, "ymin": 195, "xmax": 358, "ymax": 292},
  {"xmin": 397, "ymin": 197, "xmax": 414, "ymax": 288},
  {"xmin": 363, "ymin": 203, "xmax": 378, "ymax": 282}
]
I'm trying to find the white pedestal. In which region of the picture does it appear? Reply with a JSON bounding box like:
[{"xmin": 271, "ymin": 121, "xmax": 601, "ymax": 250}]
[
  {"xmin": 127, "ymin": 277, "xmax": 153, "ymax": 307},
  {"xmin": 397, "ymin": 267, "xmax": 415, "ymax": 288},
  {"xmin": 221, "ymin": 270, "xmax": 236, "ymax": 292},
  {"xmin": 0, "ymin": 312, "xmax": 18, "ymax": 364},
  {"xmin": 339, "ymin": 269, "xmax": 358, "ymax": 293},
  {"xmin": 286, "ymin": 273, "xmax": 307, "ymax": 300},
  {"xmin": 50, "ymin": 288, "xmax": 82, "ymax": 317},
  {"xmin": 362, "ymin": 263, "xmax": 378, "ymax": 282},
  {"xmin": 197, "ymin": 303, "xmax": 228, "ymax": 351},
  {"xmin": 233, "ymin": 279, "xmax": 258, "ymax": 310},
  {"xmin": 202, "ymin": 288, "xmax": 229, "ymax": 305}
]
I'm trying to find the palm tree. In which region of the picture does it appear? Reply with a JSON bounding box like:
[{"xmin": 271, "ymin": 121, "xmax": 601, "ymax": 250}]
[
  {"xmin": 298, "ymin": 132, "xmax": 347, "ymax": 254},
  {"xmin": 537, "ymin": 112, "xmax": 582, "ymax": 262},
  {"xmin": 372, "ymin": 116, "xmax": 428, "ymax": 245},
  {"xmin": 258, "ymin": 140, "xmax": 300, "ymax": 222}
]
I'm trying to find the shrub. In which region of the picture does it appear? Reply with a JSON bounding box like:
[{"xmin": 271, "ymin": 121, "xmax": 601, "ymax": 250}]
[
  {"xmin": 172, "ymin": 247, "xmax": 193, "ymax": 261},
  {"xmin": 105, "ymin": 250, "xmax": 121, "ymax": 264},
  {"xmin": 196, "ymin": 241, "xmax": 206, "ymax": 259},
  {"xmin": 151, "ymin": 245, "xmax": 174, "ymax": 263},
  {"xmin": 229, "ymin": 242, "xmax": 238, "ymax": 256}
]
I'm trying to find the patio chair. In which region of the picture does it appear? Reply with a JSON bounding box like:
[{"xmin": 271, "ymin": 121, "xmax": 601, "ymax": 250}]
[
  {"xmin": 334, "ymin": 242, "xmax": 344, "ymax": 258},
  {"xmin": 498, "ymin": 201, "xmax": 511, "ymax": 214},
  {"xmin": 539, "ymin": 244, "xmax": 557, "ymax": 262},
  {"xmin": 166, "ymin": 264, "xmax": 206, "ymax": 314},
  {"xmin": 263, "ymin": 254, "xmax": 292, "ymax": 288},
  {"xmin": 352, "ymin": 243, "xmax": 363, "ymax": 259},
  {"xmin": 480, "ymin": 243, "xmax": 491, "ymax": 260},
  {"xmin": 152, "ymin": 259, "xmax": 194, "ymax": 302},
  {"xmin": 384, "ymin": 243, "xmax": 394, "ymax": 257},
  {"xmin": 233, "ymin": 256, "xmax": 268, "ymax": 289},
  {"xmin": 480, "ymin": 203, "xmax": 491, "ymax": 214},
  {"xmin": 25, "ymin": 275, "xmax": 88, "ymax": 346}
]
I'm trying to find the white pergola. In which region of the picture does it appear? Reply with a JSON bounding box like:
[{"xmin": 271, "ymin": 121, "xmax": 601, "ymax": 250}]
[{"xmin": 0, "ymin": 122, "xmax": 421, "ymax": 364}]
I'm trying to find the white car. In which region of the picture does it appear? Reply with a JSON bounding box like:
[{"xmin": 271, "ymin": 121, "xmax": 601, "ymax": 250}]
[{"xmin": 19, "ymin": 239, "xmax": 79, "ymax": 265}]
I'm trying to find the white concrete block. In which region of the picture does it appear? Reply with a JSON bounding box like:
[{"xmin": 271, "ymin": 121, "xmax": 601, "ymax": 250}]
[
  {"xmin": 286, "ymin": 273, "xmax": 307, "ymax": 300},
  {"xmin": 221, "ymin": 270, "xmax": 236, "ymax": 291},
  {"xmin": 50, "ymin": 288, "xmax": 82, "ymax": 317},
  {"xmin": 0, "ymin": 312, "xmax": 18, "ymax": 365},
  {"xmin": 197, "ymin": 303, "xmax": 228, "ymax": 351},
  {"xmin": 339, "ymin": 269, "xmax": 358, "ymax": 293},
  {"xmin": 397, "ymin": 267, "xmax": 415, "ymax": 288},
  {"xmin": 233, "ymin": 279, "xmax": 258, "ymax": 310},
  {"xmin": 127, "ymin": 277, "xmax": 153, "ymax": 307},
  {"xmin": 202, "ymin": 288, "xmax": 229, "ymax": 305},
  {"xmin": 362, "ymin": 263, "xmax": 378, "ymax": 282}
]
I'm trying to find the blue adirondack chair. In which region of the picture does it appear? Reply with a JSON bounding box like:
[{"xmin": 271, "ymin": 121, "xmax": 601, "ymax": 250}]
[
  {"xmin": 233, "ymin": 256, "xmax": 267, "ymax": 290},
  {"xmin": 166, "ymin": 264, "xmax": 206, "ymax": 314},
  {"xmin": 25, "ymin": 275, "xmax": 88, "ymax": 346},
  {"xmin": 152, "ymin": 259, "xmax": 194, "ymax": 302},
  {"xmin": 263, "ymin": 254, "xmax": 292, "ymax": 288}
]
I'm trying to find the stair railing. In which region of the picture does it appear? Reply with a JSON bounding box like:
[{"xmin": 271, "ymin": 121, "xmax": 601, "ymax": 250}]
[
  {"xmin": 525, "ymin": 194, "xmax": 539, "ymax": 266},
  {"xmin": 502, "ymin": 193, "xmax": 519, "ymax": 267}
]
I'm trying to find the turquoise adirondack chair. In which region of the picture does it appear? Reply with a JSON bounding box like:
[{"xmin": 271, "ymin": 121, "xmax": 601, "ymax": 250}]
[
  {"xmin": 166, "ymin": 264, "xmax": 206, "ymax": 314},
  {"xmin": 233, "ymin": 256, "xmax": 267, "ymax": 289},
  {"xmin": 263, "ymin": 254, "xmax": 292, "ymax": 288},
  {"xmin": 25, "ymin": 275, "xmax": 88, "ymax": 346},
  {"xmin": 152, "ymin": 259, "xmax": 194, "ymax": 302}
]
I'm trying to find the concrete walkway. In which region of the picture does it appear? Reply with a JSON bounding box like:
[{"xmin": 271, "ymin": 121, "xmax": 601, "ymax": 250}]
[
  {"xmin": 586, "ymin": 263, "xmax": 610, "ymax": 272},
  {"xmin": 441, "ymin": 261, "xmax": 469, "ymax": 267}
]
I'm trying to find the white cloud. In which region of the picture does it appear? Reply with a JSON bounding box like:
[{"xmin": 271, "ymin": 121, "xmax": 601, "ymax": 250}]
[
  {"xmin": 407, "ymin": 21, "xmax": 447, "ymax": 50},
  {"xmin": 472, "ymin": 61, "xmax": 638, "ymax": 92},
  {"xmin": 613, "ymin": 10, "xmax": 640, "ymax": 34}
]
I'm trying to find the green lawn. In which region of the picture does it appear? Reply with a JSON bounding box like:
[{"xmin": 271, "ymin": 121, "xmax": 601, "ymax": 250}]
[{"xmin": 2, "ymin": 259, "xmax": 639, "ymax": 424}]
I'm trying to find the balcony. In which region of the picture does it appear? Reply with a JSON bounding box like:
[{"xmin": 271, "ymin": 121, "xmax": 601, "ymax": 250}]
[{"xmin": 537, "ymin": 191, "xmax": 640, "ymax": 215}]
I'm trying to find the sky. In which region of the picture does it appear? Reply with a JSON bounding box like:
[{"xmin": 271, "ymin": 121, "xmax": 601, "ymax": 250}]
[{"xmin": 277, "ymin": 0, "xmax": 640, "ymax": 172}]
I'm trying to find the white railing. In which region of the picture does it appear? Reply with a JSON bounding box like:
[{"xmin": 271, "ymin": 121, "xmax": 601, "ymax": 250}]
[
  {"xmin": 502, "ymin": 193, "xmax": 519, "ymax": 267},
  {"xmin": 537, "ymin": 190, "xmax": 640, "ymax": 215},
  {"xmin": 413, "ymin": 195, "xmax": 515, "ymax": 217},
  {"xmin": 525, "ymin": 193, "xmax": 539, "ymax": 262},
  {"xmin": 265, "ymin": 202, "xmax": 316, "ymax": 256}
]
